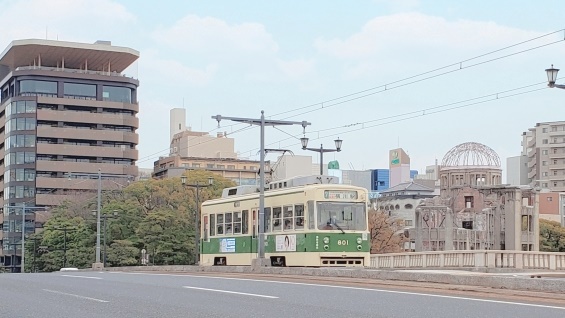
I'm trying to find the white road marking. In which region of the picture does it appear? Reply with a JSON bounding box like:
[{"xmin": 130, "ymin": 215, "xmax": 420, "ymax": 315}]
[
  {"xmin": 42, "ymin": 289, "xmax": 109, "ymax": 303},
  {"xmin": 182, "ymin": 286, "xmax": 278, "ymax": 299},
  {"xmin": 111, "ymin": 272, "xmax": 565, "ymax": 310},
  {"xmin": 61, "ymin": 275, "xmax": 103, "ymax": 280}
]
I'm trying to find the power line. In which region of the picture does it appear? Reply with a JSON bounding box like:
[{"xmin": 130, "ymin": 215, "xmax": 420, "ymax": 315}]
[
  {"xmin": 278, "ymin": 39, "xmax": 564, "ymax": 121},
  {"xmin": 239, "ymin": 79, "xmax": 557, "ymax": 156},
  {"xmin": 137, "ymin": 29, "xmax": 565, "ymax": 165}
]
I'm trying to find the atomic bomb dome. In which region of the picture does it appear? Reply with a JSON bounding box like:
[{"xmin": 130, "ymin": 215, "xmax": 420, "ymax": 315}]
[
  {"xmin": 441, "ymin": 142, "xmax": 501, "ymax": 167},
  {"xmin": 439, "ymin": 142, "xmax": 502, "ymax": 190}
]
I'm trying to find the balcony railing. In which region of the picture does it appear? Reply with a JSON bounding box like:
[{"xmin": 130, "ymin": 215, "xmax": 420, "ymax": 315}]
[{"xmin": 14, "ymin": 65, "xmax": 136, "ymax": 79}]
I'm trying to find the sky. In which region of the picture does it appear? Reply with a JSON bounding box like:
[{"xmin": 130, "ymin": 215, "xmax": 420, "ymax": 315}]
[{"xmin": 1, "ymin": 0, "xmax": 565, "ymax": 178}]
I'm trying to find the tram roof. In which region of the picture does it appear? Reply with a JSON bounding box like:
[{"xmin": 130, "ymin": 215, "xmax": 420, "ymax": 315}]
[{"xmin": 202, "ymin": 183, "xmax": 367, "ymax": 206}]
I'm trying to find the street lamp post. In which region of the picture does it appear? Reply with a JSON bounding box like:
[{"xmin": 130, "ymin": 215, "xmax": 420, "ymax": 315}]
[
  {"xmin": 181, "ymin": 175, "xmax": 214, "ymax": 265},
  {"xmin": 300, "ymin": 137, "xmax": 343, "ymax": 175},
  {"xmin": 7, "ymin": 204, "xmax": 47, "ymax": 273},
  {"xmin": 212, "ymin": 111, "xmax": 311, "ymax": 266},
  {"xmin": 545, "ymin": 65, "xmax": 565, "ymax": 89},
  {"xmin": 67, "ymin": 170, "xmax": 131, "ymax": 269},
  {"xmin": 53, "ymin": 227, "xmax": 77, "ymax": 268}
]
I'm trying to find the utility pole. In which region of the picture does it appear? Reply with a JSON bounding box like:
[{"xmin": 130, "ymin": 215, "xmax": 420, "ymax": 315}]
[
  {"xmin": 212, "ymin": 111, "xmax": 310, "ymax": 266},
  {"xmin": 67, "ymin": 171, "xmax": 131, "ymax": 269}
]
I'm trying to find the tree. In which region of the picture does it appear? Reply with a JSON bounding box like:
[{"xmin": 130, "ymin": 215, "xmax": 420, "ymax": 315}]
[
  {"xmin": 27, "ymin": 170, "xmax": 235, "ymax": 271},
  {"xmin": 539, "ymin": 219, "xmax": 565, "ymax": 252},
  {"xmin": 369, "ymin": 210, "xmax": 408, "ymax": 254},
  {"xmin": 106, "ymin": 240, "xmax": 139, "ymax": 266}
]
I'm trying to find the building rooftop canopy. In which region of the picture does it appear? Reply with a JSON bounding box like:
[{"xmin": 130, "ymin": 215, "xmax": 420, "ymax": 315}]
[{"xmin": 0, "ymin": 39, "xmax": 139, "ymax": 73}]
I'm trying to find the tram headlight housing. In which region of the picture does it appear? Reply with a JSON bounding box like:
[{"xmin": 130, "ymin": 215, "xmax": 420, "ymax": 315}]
[
  {"xmin": 356, "ymin": 237, "xmax": 362, "ymax": 244},
  {"xmin": 323, "ymin": 237, "xmax": 330, "ymax": 244},
  {"xmin": 324, "ymin": 245, "xmax": 329, "ymax": 250},
  {"xmin": 357, "ymin": 245, "xmax": 363, "ymax": 251}
]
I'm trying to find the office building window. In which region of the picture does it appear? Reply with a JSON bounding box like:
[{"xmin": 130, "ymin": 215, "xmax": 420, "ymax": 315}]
[
  {"xmin": 542, "ymin": 139, "xmax": 548, "ymax": 144},
  {"xmin": 542, "ymin": 128, "xmax": 548, "ymax": 133},
  {"xmin": 542, "ymin": 150, "xmax": 548, "ymax": 155},
  {"xmin": 7, "ymin": 101, "xmax": 36, "ymax": 116},
  {"xmin": 102, "ymin": 86, "xmax": 132, "ymax": 103},
  {"xmin": 19, "ymin": 80, "xmax": 57, "ymax": 96},
  {"xmin": 64, "ymin": 83, "xmax": 96, "ymax": 99}
]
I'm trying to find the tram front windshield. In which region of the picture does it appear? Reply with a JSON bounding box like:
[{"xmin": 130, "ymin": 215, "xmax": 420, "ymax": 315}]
[{"xmin": 317, "ymin": 202, "xmax": 366, "ymax": 231}]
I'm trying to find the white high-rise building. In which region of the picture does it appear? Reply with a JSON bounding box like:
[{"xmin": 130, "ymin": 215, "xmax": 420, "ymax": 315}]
[{"xmin": 521, "ymin": 121, "xmax": 565, "ymax": 191}]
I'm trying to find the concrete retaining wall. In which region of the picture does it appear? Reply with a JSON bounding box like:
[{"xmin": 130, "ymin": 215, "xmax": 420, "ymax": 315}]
[{"xmin": 96, "ymin": 265, "xmax": 565, "ymax": 293}]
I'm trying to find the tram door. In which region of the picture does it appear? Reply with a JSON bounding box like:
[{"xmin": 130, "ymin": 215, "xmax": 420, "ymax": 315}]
[{"xmin": 251, "ymin": 209, "xmax": 257, "ymax": 263}]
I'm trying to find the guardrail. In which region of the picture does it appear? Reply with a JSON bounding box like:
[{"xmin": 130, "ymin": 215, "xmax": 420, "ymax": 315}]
[{"xmin": 369, "ymin": 250, "xmax": 565, "ymax": 270}]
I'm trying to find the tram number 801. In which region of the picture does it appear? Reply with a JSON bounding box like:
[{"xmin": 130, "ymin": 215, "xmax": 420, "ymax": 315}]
[{"xmin": 337, "ymin": 240, "xmax": 349, "ymax": 246}]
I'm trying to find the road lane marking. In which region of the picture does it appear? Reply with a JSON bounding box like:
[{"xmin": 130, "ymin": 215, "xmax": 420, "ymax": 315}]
[
  {"xmin": 112, "ymin": 272, "xmax": 565, "ymax": 310},
  {"xmin": 182, "ymin": 286, "xmax": 278, "ymax": 299},
  {"xmin": 61, "ymin": 275, "xmax": 103, "ymax": 280},
  {"xmin": 42, "ymin": 289, "xmax": 109, "ymax": 303}
]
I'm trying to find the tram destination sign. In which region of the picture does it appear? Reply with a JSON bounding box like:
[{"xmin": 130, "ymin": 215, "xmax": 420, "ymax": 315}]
[{"xmin": 324, "ymin": 190, "xmax": 358, "ymax": 200}]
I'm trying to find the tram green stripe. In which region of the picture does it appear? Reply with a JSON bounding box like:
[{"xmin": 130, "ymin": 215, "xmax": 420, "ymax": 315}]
[{"xmin": 201, "ymin": 232, "xmax": 370, "ymax": 254}]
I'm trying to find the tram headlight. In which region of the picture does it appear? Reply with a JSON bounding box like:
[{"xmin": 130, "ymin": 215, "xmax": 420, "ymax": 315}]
[
  {"xmin": 324, "ymin": 245, "xmax": 329, "ymax": 250},
  {"xmin": 356, "ymin": 237, "xmax": 362, "ymax": 244},
  {"xmin": 323, "ymin": 237, "xmax": 330, "ymax": 244},
  {"xmin": 357, "ymin": 245, "xmax": 363, "ymax": 251}
]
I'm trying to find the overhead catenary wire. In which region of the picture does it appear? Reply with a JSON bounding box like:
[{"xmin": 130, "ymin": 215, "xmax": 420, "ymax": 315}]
[
  {"xmin": 137, "ymin": 29, "xmax": 565, "ymax": 164},
  {"xmin": 238, "ymin": 78, "xmax": 559, "ymax": 157}
]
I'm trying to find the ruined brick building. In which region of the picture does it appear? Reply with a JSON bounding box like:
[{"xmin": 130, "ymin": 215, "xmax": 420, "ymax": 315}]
[{"xmin": 410, "ymin": 142, "xmax": 539, "ymax": 251}]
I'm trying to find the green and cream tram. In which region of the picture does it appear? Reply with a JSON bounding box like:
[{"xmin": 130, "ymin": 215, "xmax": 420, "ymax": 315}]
[{"xmin": 199, "ymin": 176, "xmax": 370, "ymax": 267}]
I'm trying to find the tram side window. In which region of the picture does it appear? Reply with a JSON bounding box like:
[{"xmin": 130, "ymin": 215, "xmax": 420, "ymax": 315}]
[
  {"xmin": 308, "ymin": 201, "xmax": 315, "ymax": 230},
  {"xmin": 295, "ymin": 204, "xmax": 305, "ymax": 230},
  {"xmin": 242, "ymin": 210, "xmax": 249, "ymax": 234},
  {"xmin": 217, "ymin": 214, "xmax": 224, "ymax": 235},
  {"xmin": 225, "ymin": 212, "xmax": 233, "ymax": 234},
  {"xmin": 210, "ymin": 214, "xmax": 216, "ymax": 236},
  {"xmin": 234, "ymin": 211, "xmax": 242, "ymax": 234},
  {"xmin": 264, "ymin": 207, "xmax": 272, "ymax": 232},
  {"xmin": 283, "ymin": 205, "xmax": 293, "ymax": 231},
  {"xmin": 273, "ymin": 207, "xmax": 282, "ymax": 231}
]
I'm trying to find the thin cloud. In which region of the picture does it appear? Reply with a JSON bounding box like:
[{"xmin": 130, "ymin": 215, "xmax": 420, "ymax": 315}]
[
  {"xmin": 0, "ymin": 0, "xmax": 135, "ymax": 45},
  {"xmin": 152, "ymin": 14, "xmax": 278, "ymax": 55}
]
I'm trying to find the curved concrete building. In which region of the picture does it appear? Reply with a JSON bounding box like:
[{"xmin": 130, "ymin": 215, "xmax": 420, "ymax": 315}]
[{"xmin": 0, "ymin": 39, "xmax": 140, "ymax": 272}]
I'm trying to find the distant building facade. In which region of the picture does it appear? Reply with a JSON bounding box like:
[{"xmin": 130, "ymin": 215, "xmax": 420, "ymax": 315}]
[
  {"xmin": 152, "ymin": 156, "xmax": 263, "ymax": 186},
  {"xmin": 506, "ymin": 155, "xmax": 528, "ymax": 186},
  {"xmin": 538, "ymin": 191, "xmax": 565, "ymax": 225},
  {"xmin": 520, "ymin": 121, "xmax": 565, "ymax": 191},
  {"xmin": 389, "ymin": 148, "xmax": 411, "ymax": 187},
  {"xmin": 411, "ymin": 142, "xmax": 540, "ymax": 252}
]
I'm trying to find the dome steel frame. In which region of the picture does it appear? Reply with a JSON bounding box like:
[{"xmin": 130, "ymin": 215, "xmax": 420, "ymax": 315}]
[{"xmin": 441, "ymin": 142, "xmax": 501, "ymax": 167}]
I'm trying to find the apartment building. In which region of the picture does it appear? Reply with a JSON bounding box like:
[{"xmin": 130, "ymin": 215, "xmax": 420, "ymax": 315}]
[
  {"xmin": 0, "ymin": 39, "xmax": 139, "ymax": 272},
  {"xmin": 153, "ymin": 155, "xmax": 262, "ymax": 186},
  {"xmin": 522, "ymin": 121, "xmax": 565, "ymax": 191}
]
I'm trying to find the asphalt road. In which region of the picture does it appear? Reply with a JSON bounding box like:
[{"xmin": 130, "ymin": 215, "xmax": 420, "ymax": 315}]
[{"xmin": 0, "ymin": 271, "xmax": 564, "ymax": 318}]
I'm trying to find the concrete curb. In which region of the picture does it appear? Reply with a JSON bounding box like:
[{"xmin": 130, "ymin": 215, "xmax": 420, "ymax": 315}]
[{"xmin": 93, "ymin": 265, "xmax": 565, "ymax": 293}]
